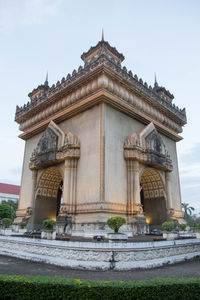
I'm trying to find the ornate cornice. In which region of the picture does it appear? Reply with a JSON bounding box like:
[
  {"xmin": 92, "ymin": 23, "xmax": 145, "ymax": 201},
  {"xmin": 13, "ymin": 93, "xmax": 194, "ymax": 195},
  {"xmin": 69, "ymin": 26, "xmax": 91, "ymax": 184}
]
[
  {"xmin": 60, "ymin": 201, "xmax": 127, "ymax": 214},
  {"xmin": 15, "ymin": 40, "xmax": 187, "ymax": 140}
]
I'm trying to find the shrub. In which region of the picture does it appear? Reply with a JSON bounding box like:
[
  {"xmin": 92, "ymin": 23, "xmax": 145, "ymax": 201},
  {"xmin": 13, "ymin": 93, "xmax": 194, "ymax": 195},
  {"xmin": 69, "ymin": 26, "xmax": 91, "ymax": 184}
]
[
  {"xmin": 42, "ymin": 219, "xmax": 56, "ymax": 230},
  {"xmin": 162, "ymin": 221, "xmax": 175, "ymax": 232},
  {"xmin": 20, "ymin": 222, "xmax": 26, "ymax": 229},
  {"xmin": 197, "ymin": 224, "xmax": 200, "ymax": 231},
  {"xmin": 0, "ymin": 275, "xmax": 200, "ymax": 300},
  {"xmin": 107, "ymin": 216, "xmax": 126, "ymax": 233},
  {"xmin": 179, "ymin": 223, "xmax": 186, "ymax": 231},
  {"xmin": 2, "ymin": 218, "xmax": 12, "ymax": 228}
]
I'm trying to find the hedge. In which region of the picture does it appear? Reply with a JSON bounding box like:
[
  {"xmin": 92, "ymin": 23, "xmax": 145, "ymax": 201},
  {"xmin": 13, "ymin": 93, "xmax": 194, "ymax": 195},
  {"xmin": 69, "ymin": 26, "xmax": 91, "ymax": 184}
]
[{"xmin": 0, "ymin": 275, "xmax": 200, "ymax": 300}]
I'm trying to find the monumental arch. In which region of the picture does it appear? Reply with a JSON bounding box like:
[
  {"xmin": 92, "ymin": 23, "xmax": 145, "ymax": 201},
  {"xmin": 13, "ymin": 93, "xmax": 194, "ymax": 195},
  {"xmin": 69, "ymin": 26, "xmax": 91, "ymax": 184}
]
[{"xmin": 14, "ymin": 37, "xmax": 187, "ymax": 235}]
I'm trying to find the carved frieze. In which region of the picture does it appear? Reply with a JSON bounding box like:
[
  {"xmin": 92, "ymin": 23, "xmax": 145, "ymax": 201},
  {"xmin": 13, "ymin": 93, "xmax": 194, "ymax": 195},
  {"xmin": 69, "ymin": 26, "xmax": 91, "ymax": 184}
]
[
  {"xmin": 124, "ymin": 123, "xmax": 173, "ymax": 171},
  {"xmin": 30, "ymin": 121, "xmax": 80, "ymax": 170}
]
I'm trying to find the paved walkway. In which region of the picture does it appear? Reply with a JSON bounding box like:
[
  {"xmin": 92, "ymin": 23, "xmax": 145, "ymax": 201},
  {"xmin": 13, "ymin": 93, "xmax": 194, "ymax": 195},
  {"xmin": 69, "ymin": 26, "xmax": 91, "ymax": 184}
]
[{"xmin": 0, "ymin": 255, "xmax": 200, "ymax": 281}]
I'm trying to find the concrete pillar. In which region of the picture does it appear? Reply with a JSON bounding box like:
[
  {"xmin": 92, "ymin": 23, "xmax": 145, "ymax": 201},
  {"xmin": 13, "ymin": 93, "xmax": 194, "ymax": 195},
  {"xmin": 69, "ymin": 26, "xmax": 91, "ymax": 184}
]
[
  {"xmin": 126, "ymin": 160, "xmax": 142, "ymax": 215},
  {"xmin": 72, "ymin": 160, "xmax": 78, "ymax": 214},
  {"xmin": 132, "ymin": 160, "xmax": 141, "ymax": 209},
  {"xmin": 31, "ymin": 169, "xmax": 37, "ymax": 209},
  {"xmin": 62, "ymin": 158, "xmax": 78, "ymax": 215},
  {"xmin": 165, "ymin": 171, "xmax": 173, "ymax": 210},
  {"xmin": 62, "ymin": 159, "xmax": 72, "ymax": 211}
]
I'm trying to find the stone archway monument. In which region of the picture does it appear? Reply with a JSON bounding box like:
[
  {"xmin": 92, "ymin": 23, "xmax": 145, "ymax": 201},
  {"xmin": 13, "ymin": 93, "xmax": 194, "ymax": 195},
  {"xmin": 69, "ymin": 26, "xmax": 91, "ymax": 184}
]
[{"xmin": 14, "ymin": 37, "xmax": 186, "ymax": 235}]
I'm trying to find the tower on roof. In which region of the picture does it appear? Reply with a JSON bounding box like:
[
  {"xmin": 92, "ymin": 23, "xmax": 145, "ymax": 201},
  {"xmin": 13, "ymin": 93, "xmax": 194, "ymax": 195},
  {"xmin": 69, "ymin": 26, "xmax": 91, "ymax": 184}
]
[
  {"xmin": 154, "ymin": 73, "xmax": 158, "ymax": 87},
  {"xmin": 44, "ymin": 72, "xmax": 48, "ymax": 88},
  {"xmin": 101, "ymin": 29, "xmax": 104, "ymax": 41}
]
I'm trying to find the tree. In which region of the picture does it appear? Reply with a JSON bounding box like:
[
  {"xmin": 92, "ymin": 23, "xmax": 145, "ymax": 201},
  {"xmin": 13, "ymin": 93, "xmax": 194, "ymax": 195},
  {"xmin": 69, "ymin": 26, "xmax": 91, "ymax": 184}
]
[
  {"xmin": 43, "ymin": 219, "xmax": 56, "ymax": 230},
  {"xmin": 2, "ymin": 200, "xmax": 18, "ymax": 211},
  {"xmin": 182, "ymin": 203, "xmax": 195, "ymax": 218},
  {"xmin": 0, "ymin": 204, "xmax": 15, "ymax": 221},
  {"xmin": 2, "ymin": 218, "xmax": 12, "ymax": 228},
  {"xmin": 107, "ymin": 216, "xmax": 126, "ymax": 233},
  {"xmin": 162, "ymin": 221, "xmax": 175, "ymax": 232}
]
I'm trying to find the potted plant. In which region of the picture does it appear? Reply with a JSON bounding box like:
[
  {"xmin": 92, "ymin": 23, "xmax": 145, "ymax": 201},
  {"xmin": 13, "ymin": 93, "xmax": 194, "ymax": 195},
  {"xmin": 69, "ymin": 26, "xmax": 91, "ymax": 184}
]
[
  {"xmin": 162, "ymin": 221, "xmax": 177, "ymax": 240},
  {"xmin": 179, "ymin": 223, "xmax": 186, "ymax": 231},
  {"xmin": 41, "ymin": 219, "xmax": 56, "ymax": 240},
  {"xmin": 1, "ymin": 218, "xmax": 13, "ymax": 235},
  {"xmin": 107, "ymin": 216, "xmax": 127, "ymax": 241}
]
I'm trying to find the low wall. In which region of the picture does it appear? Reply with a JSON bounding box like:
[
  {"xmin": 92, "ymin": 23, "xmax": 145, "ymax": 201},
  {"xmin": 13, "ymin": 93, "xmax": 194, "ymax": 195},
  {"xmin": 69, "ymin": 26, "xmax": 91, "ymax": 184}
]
[{"xmin": 0, "ymin": 236, "xmax": 200, "ymax": 270}]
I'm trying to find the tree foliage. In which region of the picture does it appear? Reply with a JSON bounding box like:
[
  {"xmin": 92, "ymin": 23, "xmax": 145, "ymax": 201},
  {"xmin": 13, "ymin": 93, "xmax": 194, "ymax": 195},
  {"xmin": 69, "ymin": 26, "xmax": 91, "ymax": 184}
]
[
  {"xmin": 181, "ymin": 202, "xmax": 200, "ymax": 228},
  {"xmin": 2, "ymin": 218, "xmax": 12, "ymax": 228},
  {"xmin": 182, "ymin": 203, "xmax": 195, "ymax": 217},
  {"xmin": 42, "ymin": 219, "xmax": 56, "ymax": 230},
  {"xmin": 162, "ymin": 221, "xmax": 175, "ymax": 232},
  {"xmin": 0, "ymin": 204, "xmax": 15, "ymax": 220},
  {"xmin": 2, "ymin": 200, "xmax": 18, "ymax": 211},
  {"xmin": 107, "ymin": 216, "xmax": 126, "ymax": 233}
]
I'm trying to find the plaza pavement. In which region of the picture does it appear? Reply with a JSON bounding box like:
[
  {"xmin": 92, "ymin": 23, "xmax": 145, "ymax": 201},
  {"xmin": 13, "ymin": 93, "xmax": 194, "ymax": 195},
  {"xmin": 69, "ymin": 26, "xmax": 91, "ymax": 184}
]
[{"xmin": 0, "ymin": 255, "xmax": 200, "ymax": 281}]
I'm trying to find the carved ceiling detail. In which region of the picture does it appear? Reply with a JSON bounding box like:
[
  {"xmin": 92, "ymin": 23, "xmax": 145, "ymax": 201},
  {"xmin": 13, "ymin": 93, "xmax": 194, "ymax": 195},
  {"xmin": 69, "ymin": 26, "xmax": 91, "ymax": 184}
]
[
  {"xmin": 140, "ymin": 168, "xmax": 165, "ymax": 199},
  {"xmin": 36, "ymin": 167, "xmax": 62, "ymax": 198}
]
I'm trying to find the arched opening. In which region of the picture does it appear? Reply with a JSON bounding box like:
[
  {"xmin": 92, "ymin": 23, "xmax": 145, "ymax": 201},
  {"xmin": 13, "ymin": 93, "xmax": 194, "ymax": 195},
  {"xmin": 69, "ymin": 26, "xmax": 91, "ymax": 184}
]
[
  {"xmin": 34, "ymin": 167, "xmax": 63, "ymax": 227},
  {"xmin": 140, "ymin": 168, "xmax": 167, "ymax": 227}
]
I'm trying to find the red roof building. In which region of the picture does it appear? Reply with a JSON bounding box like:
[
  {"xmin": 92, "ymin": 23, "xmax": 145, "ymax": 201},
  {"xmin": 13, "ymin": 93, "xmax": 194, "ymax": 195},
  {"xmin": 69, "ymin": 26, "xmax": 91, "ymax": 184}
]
[{"xmin": 0, "ymin": 183, "xmax": 20, "ymax": 203}]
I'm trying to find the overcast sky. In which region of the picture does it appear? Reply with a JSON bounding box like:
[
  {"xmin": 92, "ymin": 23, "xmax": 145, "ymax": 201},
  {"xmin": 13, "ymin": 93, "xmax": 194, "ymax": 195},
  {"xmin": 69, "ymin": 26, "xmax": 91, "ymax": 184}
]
[{"xmin": 0, "ymin": 0, "xmax": 199, "ymax": 213}]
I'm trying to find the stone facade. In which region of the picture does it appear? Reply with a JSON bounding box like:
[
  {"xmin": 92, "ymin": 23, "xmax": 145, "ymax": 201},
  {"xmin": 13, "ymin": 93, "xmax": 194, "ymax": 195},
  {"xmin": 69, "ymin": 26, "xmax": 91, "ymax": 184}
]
[{"xmin": 14, "ymin": 38, "xmax": 186, "ymax": 235}]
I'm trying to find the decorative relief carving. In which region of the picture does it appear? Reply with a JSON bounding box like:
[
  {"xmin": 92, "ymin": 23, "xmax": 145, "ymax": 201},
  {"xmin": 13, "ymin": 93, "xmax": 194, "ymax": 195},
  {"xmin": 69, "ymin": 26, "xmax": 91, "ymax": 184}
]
[
  {"xmin": 18, "ymin": 73, "xmax": 184, "ymax": 135},
  {"xmin": 30, "ymin": 121, "xmax": 80, "ymax": 170},
  {"xmin": 124, "ymin": 122, "xmax": 173, "ymax": 171},
  {"xmin": 1, "ymin": 239, "xmax": 200, "ymax": 270},
  {"xmin": 55, "ymin": 202, "xmax": 127, "ymax": 214}
]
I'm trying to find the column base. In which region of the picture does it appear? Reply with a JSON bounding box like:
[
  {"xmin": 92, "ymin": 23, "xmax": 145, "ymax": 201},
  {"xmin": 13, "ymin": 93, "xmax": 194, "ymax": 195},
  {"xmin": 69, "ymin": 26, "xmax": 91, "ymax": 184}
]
[
  {"xmin": 56, "ymin": 215, "xmax": 72, "ymax": 235},
  {"xmin": 127, "ymin": 215, "xmax": 149, "ymax": 235},
  {"xmin": 166, "ymin": 208, "xmax": 174, "ymax": 220}
]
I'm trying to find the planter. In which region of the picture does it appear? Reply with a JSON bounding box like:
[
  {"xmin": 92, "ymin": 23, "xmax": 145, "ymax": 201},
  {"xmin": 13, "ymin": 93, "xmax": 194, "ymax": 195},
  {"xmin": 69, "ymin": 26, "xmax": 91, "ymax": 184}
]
[
  {"xmin": 0, "ymin": 228, "xmax": 13, "ymax": 236},
  {"xmin": 19, "ymin": 228, "xmax": 27, "ymax": 234},
  {"xmin": 163, "ymin": 232, "xmax": 178, "ymax": 240},
  {"xmin": 107, "ymin": 233, "xmax": 128, "ymax": 241},
  {"xmin": 196, "ymin": 232, "xmax": 200, "ymax": 239},
  {"xmin": 41, "ymin": 230, "xmax": 56, "ymax": 240}
]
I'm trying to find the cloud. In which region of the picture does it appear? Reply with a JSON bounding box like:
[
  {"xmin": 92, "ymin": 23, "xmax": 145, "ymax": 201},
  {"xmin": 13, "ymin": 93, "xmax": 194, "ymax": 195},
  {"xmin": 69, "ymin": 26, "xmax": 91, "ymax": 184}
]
[{"xmin": 0, "ymin": 0, "xmax": 62, "ymax": 32}]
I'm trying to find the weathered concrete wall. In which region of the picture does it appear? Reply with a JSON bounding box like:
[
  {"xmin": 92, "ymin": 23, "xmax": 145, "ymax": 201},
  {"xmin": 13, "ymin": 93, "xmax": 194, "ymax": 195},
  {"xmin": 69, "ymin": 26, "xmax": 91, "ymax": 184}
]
[
  {"xmin": 161, "ymin": 134, "xmax": 182, "ymax": 212},
  {"xmin": 18, "ymin": 105, "xmax": 101, "ymax": 215},
  {"xmin": 59, "ymin": 105, "xmax": 101, "ymax": 207},
  {"xmin": 18, "ymin": 100, "xmax": 183, "ymax": 227},
  {"xmin": 104, "ymin": 104, "xmax": 143, "ymax": 209},
  {"xmin": 18, "ymin": 132, "xmax": 43, "ymax": 210},
  {"xmin": 104, "ymin": 104, "xmax": 182, "ymax": 217}
]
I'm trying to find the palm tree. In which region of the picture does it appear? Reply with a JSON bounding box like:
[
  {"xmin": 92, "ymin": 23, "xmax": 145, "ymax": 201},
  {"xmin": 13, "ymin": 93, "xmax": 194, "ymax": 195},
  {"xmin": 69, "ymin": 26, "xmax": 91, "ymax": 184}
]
[{"xmin": 182, "ymin": 202, "xmax": 195, "ymax": 217}]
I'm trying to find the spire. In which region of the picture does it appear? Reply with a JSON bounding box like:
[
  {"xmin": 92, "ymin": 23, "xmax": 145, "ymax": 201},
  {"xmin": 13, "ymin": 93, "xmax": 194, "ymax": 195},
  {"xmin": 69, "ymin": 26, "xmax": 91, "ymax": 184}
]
[
  {"xmin": 44, "ymin": 71, "xmax": 48, "ymax": 87},
  {"xmin": 101, "ymin": 28, "xmax": 104, "ymax": 41},
  {"xmin": 154, "ymin": 73, "xmax": 158, "ymax": 87}
]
